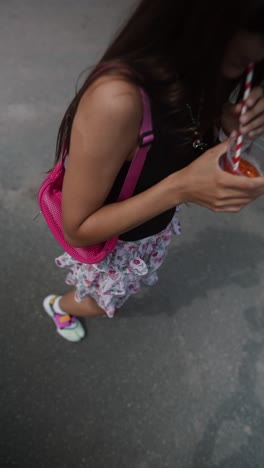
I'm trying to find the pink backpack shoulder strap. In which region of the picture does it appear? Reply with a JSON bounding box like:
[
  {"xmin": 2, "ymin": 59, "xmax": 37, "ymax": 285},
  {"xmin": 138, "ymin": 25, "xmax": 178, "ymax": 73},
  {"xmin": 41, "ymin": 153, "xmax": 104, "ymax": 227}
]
[
  {"xmin": 117, "ymin": 87, "xmax": 154, "ymax": 201},
  {"xmin": 62, "ymin": 64, "xmax": 155, "ymax": 199}
]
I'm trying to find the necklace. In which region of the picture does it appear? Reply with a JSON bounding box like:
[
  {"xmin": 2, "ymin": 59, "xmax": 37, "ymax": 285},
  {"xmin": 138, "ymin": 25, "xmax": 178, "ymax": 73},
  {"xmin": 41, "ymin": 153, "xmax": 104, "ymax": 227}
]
[{"xmin": 186, "ymin": 101, "xmax": 208, "ymax": 156}]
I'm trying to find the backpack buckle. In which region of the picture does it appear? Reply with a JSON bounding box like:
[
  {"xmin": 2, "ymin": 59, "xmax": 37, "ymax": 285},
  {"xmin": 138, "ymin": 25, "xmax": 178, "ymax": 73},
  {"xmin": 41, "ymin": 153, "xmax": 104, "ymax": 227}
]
[{"xmin": 139, "ymin": 131, "xmax": 154, "ymax": 148}]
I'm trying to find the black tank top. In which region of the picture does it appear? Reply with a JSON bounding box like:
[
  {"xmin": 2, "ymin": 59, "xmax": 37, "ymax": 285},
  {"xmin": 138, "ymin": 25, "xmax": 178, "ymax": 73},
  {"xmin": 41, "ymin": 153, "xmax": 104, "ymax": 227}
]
[{"xmin": 104, "ymin": 98, "xmax": 214, "ymax": 241}]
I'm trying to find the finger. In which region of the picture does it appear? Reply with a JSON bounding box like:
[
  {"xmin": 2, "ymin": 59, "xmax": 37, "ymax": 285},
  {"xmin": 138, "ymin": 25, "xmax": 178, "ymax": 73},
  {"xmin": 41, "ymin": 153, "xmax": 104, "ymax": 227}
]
[
  {"xmin": 219, "ymin": 206, "xmax": 244, "ymax": 213},
  {"xmin": 235, "ymin": 180, "xmax": 264, "ymax": 198},
  {"xmin": 220, "ymin": 175, "xmax": 261, "ymax": 194},
  {"xmin": 212, "ymin": 204, "xmax": 243, "ymax": 213},
  {"xmin": 220, "ymin": 194, "xmax": 253, "ymax": 202},
  {"xmin": 241, "ymin": 114, "xmax": 264, "ymax": 134},
  {"xmin": 234, "ymin": 103, "xmax": 243, "ymax": 115},
  {"xmin": 240, "ymin": 97, "xmax": 264, "ymax": 126},
  {"xmin": 246, "ymin": 86, "xmax": 264, "ymax": 108},
  {"xmin": 214, "ymin": 132, "xmax": 236, "ymax": 165},
  {"xmin": 221, "ymin": 172, "xmax": 264, "ymax": 194},
  {"xmin": 215, "ymin": 201, "xmax": 253, "ymax": 212},
  {"xmin": 210, "ymin": 137, "xmax": 230, "ymax": 157},
  {"xmin": 248, "ymin": 126, "xmax": 264, "ymax": 139}
]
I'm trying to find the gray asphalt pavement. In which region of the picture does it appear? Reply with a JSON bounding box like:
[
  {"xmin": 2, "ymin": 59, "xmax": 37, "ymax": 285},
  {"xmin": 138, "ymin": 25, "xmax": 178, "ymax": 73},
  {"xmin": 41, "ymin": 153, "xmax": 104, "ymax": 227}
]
[{"xmin": 2, "ymin": 1, "xmax": 264, "ymax": 467}]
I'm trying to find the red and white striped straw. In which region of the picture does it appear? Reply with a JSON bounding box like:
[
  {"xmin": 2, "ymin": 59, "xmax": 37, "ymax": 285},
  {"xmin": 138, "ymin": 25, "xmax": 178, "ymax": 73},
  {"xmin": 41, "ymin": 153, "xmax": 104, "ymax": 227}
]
[{"xmin": 233, "ymin": 63, "xmax": 255, "ymax": 171}]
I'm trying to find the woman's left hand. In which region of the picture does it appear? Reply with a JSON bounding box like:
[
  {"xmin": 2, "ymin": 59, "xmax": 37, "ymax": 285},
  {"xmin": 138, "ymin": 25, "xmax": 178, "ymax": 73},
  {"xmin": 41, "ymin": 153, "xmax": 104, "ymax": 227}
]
[{"xmin": 221, "ymin": 86, "xmax": 264, "ymax": 140}]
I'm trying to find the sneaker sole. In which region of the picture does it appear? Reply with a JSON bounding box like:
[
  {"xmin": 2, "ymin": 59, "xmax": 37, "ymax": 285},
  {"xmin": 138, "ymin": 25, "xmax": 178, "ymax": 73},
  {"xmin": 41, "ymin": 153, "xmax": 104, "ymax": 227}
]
[{"xmin": 43, "ymin": 295, "xmax": 85, "ymax": 343}]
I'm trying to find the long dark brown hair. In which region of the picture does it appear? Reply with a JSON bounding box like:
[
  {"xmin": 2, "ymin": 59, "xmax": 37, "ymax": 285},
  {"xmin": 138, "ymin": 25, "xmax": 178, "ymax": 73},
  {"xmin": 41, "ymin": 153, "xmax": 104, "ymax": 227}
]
[{"xmin": 54, "ymin": 0, "xmax": 264, "ymax": 165}]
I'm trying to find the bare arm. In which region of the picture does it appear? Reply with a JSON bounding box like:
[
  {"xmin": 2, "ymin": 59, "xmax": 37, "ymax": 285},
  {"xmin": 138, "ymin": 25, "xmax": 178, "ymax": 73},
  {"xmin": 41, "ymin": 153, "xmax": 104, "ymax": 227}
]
[
  {"xmin": 62, "ymin": 76, "xmax": 182, "ymax": 246},
  {"xmin": 66, "ymin": 176, "xmax": 183, "ymax": 246},
  {"xmin": 62, "ymin": 76, "xmax": 264, "ymax": 248}
]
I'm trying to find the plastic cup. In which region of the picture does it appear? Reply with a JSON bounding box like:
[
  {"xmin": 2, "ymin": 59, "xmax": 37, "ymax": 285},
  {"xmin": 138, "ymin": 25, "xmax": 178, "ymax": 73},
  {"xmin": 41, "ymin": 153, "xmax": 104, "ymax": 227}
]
[{"xmin": 222, "ymin": 136, "xmax": 263, "ymax": 177}]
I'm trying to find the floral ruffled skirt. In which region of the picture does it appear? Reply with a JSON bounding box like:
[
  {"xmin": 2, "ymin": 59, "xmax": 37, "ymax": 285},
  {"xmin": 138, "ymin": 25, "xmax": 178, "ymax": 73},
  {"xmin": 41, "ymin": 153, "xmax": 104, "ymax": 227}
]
[{"xmin": 55, "ymin": 209, "xmax": 181, "ymax": 318}]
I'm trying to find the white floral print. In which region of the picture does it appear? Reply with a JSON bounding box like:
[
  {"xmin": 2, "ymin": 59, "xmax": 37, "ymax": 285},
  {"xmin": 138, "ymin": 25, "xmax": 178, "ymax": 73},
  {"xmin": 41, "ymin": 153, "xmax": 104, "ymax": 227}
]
[{"xmin": 55, "ymin": 209, "xmax": 181, "ymax": 318}]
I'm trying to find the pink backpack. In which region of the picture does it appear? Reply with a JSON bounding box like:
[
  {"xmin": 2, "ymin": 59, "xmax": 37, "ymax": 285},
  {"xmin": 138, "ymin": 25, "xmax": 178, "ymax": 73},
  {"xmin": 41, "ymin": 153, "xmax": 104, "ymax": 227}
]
[{"xmin": 38, "ymin": 66, "xmax": 154, "ymax": 264}]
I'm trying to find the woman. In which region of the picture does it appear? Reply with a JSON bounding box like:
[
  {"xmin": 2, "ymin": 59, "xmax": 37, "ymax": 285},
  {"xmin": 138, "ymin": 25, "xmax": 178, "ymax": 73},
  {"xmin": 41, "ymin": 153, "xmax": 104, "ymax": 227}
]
[{"xmin": 42, "ymin": 0, "xmax": 264, "ymax": 341}]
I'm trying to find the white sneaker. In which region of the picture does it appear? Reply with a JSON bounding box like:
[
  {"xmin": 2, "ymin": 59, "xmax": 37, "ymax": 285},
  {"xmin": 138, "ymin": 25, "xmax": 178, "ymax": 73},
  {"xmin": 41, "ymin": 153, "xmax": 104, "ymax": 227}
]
[{"xmin": 43, "ymin": 295, "xmax": 86, "ymax": 343}]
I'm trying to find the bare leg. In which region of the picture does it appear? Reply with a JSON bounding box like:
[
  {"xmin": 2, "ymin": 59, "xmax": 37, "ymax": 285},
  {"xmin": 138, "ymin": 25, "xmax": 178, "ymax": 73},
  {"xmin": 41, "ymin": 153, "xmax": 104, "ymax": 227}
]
[{"xmin": 59, "ymin": 290, "xmax": 107, "ymax": 317}]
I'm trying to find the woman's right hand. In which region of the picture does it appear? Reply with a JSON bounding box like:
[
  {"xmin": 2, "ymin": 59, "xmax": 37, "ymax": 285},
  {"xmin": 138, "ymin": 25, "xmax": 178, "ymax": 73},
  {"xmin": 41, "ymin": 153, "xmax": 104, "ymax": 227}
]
[{"xmin": 178, "ymin": 138, "xmax": 264, "ymax": 212}]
